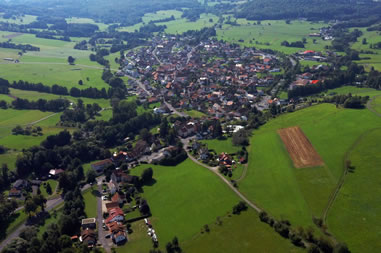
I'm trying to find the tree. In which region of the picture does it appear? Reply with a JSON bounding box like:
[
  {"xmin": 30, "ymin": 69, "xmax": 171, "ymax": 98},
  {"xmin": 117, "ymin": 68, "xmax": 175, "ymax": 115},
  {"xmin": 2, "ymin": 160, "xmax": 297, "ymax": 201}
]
[
  {"xmin": 25, "ymin": 198, "xmax": 38, "ymax": 217},
  {"xmin": 33, "ymin": 194, "xmax": 47, "ymax": 212},
  {"xmin": 86, "ymin": 170, "xmax": 97, "ymax": 184},
  {"xmin": 78, "ymin": 80, "xmax": 83, "ymax": 85},
  {"xmin": 159, "ymin": 117, "xmax": 169, "ymax": 138},
  {"xmin": 67, "ymin": 56, "xmax": 75, "ymax": 65},
  {"xmin": 46, "ymin": 182, "xmax": 52, "ymax": 195},
  {"xmin": 232, "ymin": 129, "xmax": 249, "ymax": 146},
  {"xmin": 141, "ymin": 167, "xmax": 153, "ymax": 184}
]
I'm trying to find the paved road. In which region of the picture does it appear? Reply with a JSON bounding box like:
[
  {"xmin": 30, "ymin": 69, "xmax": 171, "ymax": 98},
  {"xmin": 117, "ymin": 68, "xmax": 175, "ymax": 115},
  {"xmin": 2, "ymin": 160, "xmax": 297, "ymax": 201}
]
[
  {"xmin": 164, "ymin": 100, "xmax": 187, "ymax": 117},
  {"xmin": 152, "ymin": 46, "xmax": 163, "ymax": 65},
  {"xmin": 96, "ymin": 178, "xmax": 112, "ymax": 253},
  {"xmin": 181, "ymin": 138, "xmax": 262, "ymax": 213},
  {"xmin": 127, "ymin": 75, "xmax": 153, "ymax": 97},
  {"xmin": 0, "ymin": 184, "xmax": 91, "ymax": 251}
]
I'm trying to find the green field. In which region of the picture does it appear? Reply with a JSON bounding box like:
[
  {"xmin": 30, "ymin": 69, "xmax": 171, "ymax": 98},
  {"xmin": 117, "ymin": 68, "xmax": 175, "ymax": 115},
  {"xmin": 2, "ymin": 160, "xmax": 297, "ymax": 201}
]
[
  {"xmin": 83, "ymin": 188, "xmax": 98, "ymax": 218},
  {"xmin": 40, "ymin": 179, "xmax": 58, "ymax": 198},
  {"xmin": 128, "ymin": 159, "xmax": 240, "ymax": 246},
  {"xmin": 217, "ymin": 20, "xmax": 332, "ymax": 54},
  {"xmin": 0, "ymin": 14, "xmax": 37, "ymax": 25},
  {"xmin": 201, "ymin": 137, "xmax": 241, "ymax": 154},
  {"xmin": 0, "ymin": 32, "xmax": 110, "ymax": 89},
  {"xmin": 239, "ymin": 103, "xmax": 381, "ymax": 233},
  {"xmin": 328, "ymin": 128, "xmax": 381, "ymax": 253},
  {"xmin": 183, "ymin": 209, "xmax": 303, "ymax": 253},
  {"xmin": 115, "ymin": 220, "xmax": 153, "ymax": 253},
  {"xmin": 321, "ymin": 86, "xmax": 381, "ymax": 97}
]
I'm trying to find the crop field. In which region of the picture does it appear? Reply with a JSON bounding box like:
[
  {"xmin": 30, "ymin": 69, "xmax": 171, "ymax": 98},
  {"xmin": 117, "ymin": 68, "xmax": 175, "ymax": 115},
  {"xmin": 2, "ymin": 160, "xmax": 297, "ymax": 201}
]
[
  {"xmin": 183, "ymin": 209, "xmax": 303, "ymax": 253},
  {"xmin": 239, "ymin": 103, "xmax": 381, "ymax": 232},
  {"xmin": 128, "ymin": 159, "xmax": 239, "ymax": 246},
  {"xmin": 278, "ymin": 126, "xmax": 324, "ymax": 168},
  {"xmin": 216, "ymin": 20, "xmax": 332, "ymax": 54},
  {"xmin": 328, "ymin": 128, "xmax": 381, "ymax": 253}
]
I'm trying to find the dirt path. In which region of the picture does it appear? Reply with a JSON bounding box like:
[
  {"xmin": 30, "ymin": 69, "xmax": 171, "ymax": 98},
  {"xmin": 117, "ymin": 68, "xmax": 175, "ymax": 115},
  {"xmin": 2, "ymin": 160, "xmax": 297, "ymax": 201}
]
[
  {"xmin": 366, "ymin": 95, "xmax": 381, "ymax": 118},
  {"xmin": 236, "ymin": 164, "xmax": 248, "ymax": 183}
]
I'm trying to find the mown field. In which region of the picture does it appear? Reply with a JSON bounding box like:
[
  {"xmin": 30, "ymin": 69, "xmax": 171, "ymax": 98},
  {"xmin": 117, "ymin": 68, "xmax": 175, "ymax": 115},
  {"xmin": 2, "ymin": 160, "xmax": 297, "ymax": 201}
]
[
  {"xmin": 217, "ymin": 19, "xmax": 332, "ymax": 54},
  {"xmin": 83, "ymin": 188, "xmax": 98, "ymax": 218},
  {"xmin": 239, "ymin": 103, "xmax": 381, "ymax": 234},
  {"xmin": 127, "ymin": 159, "xmax": 240, "ymax": 248},
  {"xmin": 327, "ymin": 128, "xmax": 381, "ymax": 253},
  {"xmin": 183, "ymin": 209, "xmax": 303, "ymax": 253}
]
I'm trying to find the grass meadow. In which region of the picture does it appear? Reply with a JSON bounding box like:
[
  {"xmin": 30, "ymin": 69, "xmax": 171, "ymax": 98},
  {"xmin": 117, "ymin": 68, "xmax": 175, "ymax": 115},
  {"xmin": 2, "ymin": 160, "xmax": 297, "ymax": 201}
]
[
  {"xmin": 183, "ymin": 209, "xmax": 303, "ymax": 253},
  {"xmin": 239, "ymin": 103, "xmax": 381, "ymax": 233},
  {"xmin": 370, "ymin": 95, "xmax": 381, "ymax": 114},
  {"xmin": 327, "ymin": 128, "xmax": 381, "ymax": 253},
  {"xmin": 128, "ymin": 159, "xmax": 239, "ymax": 247}
]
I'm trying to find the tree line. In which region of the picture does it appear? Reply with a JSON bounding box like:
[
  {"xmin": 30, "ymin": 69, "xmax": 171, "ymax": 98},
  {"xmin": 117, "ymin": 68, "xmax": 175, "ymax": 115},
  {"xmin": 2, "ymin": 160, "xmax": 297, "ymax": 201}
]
[{"xmin": 0, "ymin": 41, "xmax": 40, "ymax": 51}]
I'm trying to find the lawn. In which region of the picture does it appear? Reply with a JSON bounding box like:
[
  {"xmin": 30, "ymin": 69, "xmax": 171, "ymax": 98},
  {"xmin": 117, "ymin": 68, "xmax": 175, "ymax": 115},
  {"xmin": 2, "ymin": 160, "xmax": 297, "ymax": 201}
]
[
  {"xmin": 184, "ymin": 109, "xmax": 207, "ymax": 118},
  {"xmin": 128, "ymin": 159, "xmax": 240, "ymax": 245},
  {"xmin": 115, "ymin": 220, "xmax": 153, "ymax": 253},
  {"xmin": 4, "ymin": 209, "xmax": 27, "ymax": 238},
  {"xmin": 40, "ymin": 179, "xmax": 58, "ymax": 198},
  {"xmin": 163, "ymin": 13, "xmax": 218, "ymax": 34},
  {"xmin": 37, "ymin": 206, "xmax": 64, "ymax": 237},
  {"xmin": 320, "ymin": 86, "xmax": 381, "ymax": 98},
  {"xmin": 239, "ymin": 103, "xmax": 381, "ymax": 233},
  {"xmin": 183, "ymin": 209, "xmax": 303, "ymax": 253},
  {"xmin": 83, "ymin": 187, "xmax": 98, "ymax": 218},
  {"xmin": 0, "ymin": 152, "xmax": 18, "ymax": 171},
  {"xmin": 217, "ymin": 19, "xmax": 332, "ymax": 54},
  {"xmin": 327, "ymin": 128, "xmax": 381, "ymax": 253},
  {"xmin": 201, "ymin": 137, "xmax": 241, "ymax": 154}
]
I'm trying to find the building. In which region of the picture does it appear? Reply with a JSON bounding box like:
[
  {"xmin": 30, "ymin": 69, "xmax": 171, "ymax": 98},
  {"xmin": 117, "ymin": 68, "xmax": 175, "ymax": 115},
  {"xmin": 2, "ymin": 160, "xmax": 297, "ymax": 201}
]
[
  {"xmin": 91, "ymin": 159, "xmax": 113, "ymax": 175},
  {"xmin": 80, "ymin": 228, "xmax": 97, "ymax": 246},
  {"xmin": 81, "ymin": 218, "xmax": 96, "ymax": 230},
  {"xmin": 49, "ymin": 169, "xmax": 64, "ymax": 179},
  {"xmin": 13, "ymin": 179, "xmax": 28, "ymax": 190},
  {"xmin": 105, "ymin": 207, "xmax": 125, "ymax": 224}
]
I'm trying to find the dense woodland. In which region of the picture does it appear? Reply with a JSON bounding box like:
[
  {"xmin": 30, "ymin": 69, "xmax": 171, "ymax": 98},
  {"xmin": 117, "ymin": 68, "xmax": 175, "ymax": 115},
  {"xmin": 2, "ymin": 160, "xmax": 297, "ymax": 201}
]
[{"xmin": 236, "ymin": 0, "xmax": 381, "ymax": 22}]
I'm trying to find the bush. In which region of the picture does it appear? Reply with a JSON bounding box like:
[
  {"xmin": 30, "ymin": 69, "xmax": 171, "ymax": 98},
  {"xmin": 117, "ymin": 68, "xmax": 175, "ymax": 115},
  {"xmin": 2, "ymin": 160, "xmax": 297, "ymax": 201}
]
[{"xmin": 232, "ymin": 201, "xmax": 248, "ymax": 215}]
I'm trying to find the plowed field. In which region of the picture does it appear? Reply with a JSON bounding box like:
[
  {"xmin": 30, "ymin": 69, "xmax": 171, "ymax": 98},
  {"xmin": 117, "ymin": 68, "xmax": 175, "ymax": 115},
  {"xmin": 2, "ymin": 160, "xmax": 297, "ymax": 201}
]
[{"xmin": 278, "ymin": 126, "xmax": 324, "ymax": 168}]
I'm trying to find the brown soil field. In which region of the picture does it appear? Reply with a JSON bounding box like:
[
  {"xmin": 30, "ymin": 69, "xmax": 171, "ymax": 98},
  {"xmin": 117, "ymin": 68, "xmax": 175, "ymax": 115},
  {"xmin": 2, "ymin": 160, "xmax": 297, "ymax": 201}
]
[{"xmin": 278, "ymin": 126, "xmax": 324, "ymax": 168}]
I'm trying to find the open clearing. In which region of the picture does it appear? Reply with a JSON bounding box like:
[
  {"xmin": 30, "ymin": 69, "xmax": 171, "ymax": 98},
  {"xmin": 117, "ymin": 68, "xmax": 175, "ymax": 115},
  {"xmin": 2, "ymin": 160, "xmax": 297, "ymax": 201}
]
[
  {"xmin": 278, "ymin": 126, "xmax": 324, "ymax": 168},
  {"xmin": 239, "ymin": 103, "xmax": 381, "ymax": 233}
]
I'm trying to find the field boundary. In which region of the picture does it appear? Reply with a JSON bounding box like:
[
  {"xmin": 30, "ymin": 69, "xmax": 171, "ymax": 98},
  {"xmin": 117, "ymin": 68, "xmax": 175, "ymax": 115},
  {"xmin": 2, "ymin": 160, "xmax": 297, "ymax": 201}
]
[{"xmin": 367, "ymin": 94, "xmax": 381, "ymax": 118}]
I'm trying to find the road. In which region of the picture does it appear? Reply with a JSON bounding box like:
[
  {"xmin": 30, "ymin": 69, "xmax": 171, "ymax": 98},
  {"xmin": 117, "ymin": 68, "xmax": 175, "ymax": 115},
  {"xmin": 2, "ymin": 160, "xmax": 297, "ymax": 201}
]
[
  {"xmin": 127, "ymin": 75, "xmax": 153, "ymax": 97},
  {"xmin": 96, "ymin": 178, "xmax": 112, "ymax": 253},
  {"xmin": 152, "ymin": 46, "xmax": 163, "ymax": 65},
  {"xmin": 164, "ymin": 100, "xmax": 187, "ymax": 117},
  {"xmin": 181, "ymin": 138, "xmax": 262, "ymax": 213},
  {"xmin": 0, "ymin": 184, "xmax": 91, "ymax": 251},
  {"xmin": 289, "ymin": 56, "xmax": 297, "ymax": 67}
]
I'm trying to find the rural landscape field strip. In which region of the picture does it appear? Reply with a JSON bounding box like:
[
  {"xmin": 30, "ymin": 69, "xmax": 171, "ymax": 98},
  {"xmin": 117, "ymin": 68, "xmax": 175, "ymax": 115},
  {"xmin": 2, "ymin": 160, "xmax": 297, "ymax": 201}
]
[{"xmin": 278, "ymin": 126, "xmax": 324, "ymax": 168}]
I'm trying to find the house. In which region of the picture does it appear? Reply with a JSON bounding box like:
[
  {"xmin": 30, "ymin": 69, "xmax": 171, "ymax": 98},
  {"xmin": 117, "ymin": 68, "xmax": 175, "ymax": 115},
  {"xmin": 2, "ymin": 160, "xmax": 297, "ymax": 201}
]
[
  {"xmin": 81, "ymin": 218, "xmax": 96, "ymax": 230},
  {"xmin": 107, "ymin": 221, "xmax": 127, "ymax": 245},
  {"xmin": 8, "ymin": 188, "xmax": 21, "ymax": 198},
  {"xmin": 105, "ymin": 202, "xmax": 119, "ymax": 210},
  {"xmin": 13, "ymin": 179, "xmax": 28, "ymax": 190},
  {"xmin": 111, "ymin": 170, "xmax": 139, "ymax": 185},
  {"xmin": 199, "ymin": 147, "xmax": 209, "ymax": 160},
  {"xmin": 91, "ymin": 159, "xmax": 113, "ymax": 175},
  {"xmin": 49, "ymin": 169, "xmax": 64, "ymax": 179},
  {"xmin": 105, "ymin": 207, "xmax": 125, "ymax": 224},
  {"xmin": 111, "ymin": 192, "xmax": 123, "ymax": 205},
  {"xmin": 108, "ymin": 181, "xmax": 118, "ymax": 195},
  {"xmin": 80, "ymin": 228, "xmax": 96, "ymax": 246}
]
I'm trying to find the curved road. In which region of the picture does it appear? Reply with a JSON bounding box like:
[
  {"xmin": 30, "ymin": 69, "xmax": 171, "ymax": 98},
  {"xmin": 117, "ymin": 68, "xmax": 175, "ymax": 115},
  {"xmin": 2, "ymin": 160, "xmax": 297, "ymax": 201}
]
[{"xmin": 181, "ymin": 138, "xmax": 262, "ymax": 213}]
